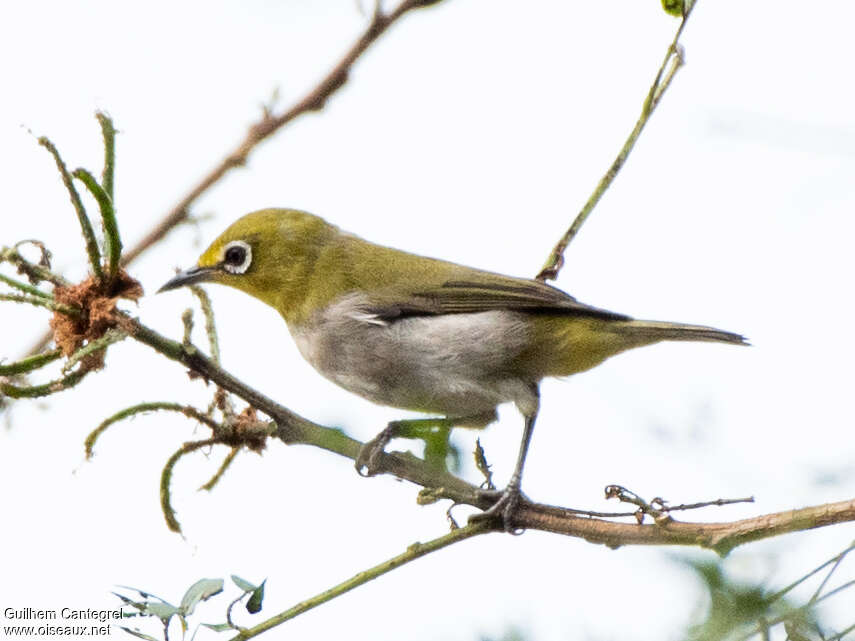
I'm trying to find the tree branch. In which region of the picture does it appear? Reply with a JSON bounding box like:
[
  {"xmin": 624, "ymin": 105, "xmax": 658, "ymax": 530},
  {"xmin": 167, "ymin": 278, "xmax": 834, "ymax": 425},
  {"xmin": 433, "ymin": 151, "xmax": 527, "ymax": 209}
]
[{"xmin": 124, "ymin": 316, "xmax": 855, "ymax": 554}]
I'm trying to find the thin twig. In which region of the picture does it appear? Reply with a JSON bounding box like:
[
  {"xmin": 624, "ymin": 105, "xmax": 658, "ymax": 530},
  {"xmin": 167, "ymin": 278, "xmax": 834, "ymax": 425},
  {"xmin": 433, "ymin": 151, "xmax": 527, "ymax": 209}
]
[
  {"xmin": 96, "ymin": 111, "xmax": 116, "ymax": 202},
  {"xmin": 665, "ymin": 496, "xmax": 755, "ymax": 512},
  {"xmin": 0, "ymin": 349, "xmax": 62, "ymax": 376},
  {"xmin": 182, "ymin": 309, "xmax": 194, "ymax": 346},
  {"xmin": 227, "ymin": 521, "xmax": 492, "ymax": 640},
  {"xmin": 0, "ymin": 272, "xmax": 52, "ymax": 299},
  {"xmin": 161, "ymin": 438, "xmax": 218, "ymax": 533},
  {"xmin": 536, "ymin": 2, "xmax": 697, "ymax": 281},
  {"xmin": 736, "ymin": 579, "xmax": 855, "ymax": 641},
  {"xmin": 0, "ymin": 292, "xmax": 79, "ymax": 316},
  {"xmin": 62, "ymin": 328, "xmax": 127, "ymax": 373},
  {"xmin": 73, "ymin": 167, "xmax": 122, "ymax": 290},
  {"xmin": 827, "ymin": 620, "xmax": 855, "ymax": 641},
  {"xmin": 199, "ymin": 447, "xmax": 241, "ymax": 491},
  {"xmin": 764, "ymin": 540, "xmax": 855, "ymax": 606},
  {"xmin": 37, "ymin": 137, "xmax": 103, "ymax": 282},
  {"xmin": 2, "ymin": 244, "xmax": 69, "ymax": 287},
  {"xmin": 189, "ymin": 286, "xmax": 220, "ymax": 365},
  {"xmin": 809, "ymin": 539, "xmax": 855, "ymax": 605},
  {"xmin": 1, "ymin": 368, "xmax": 87, "ymax": 399},
  {"xmin": 85, "ymin": 401, "xmax": 222, "ymax": 459}
]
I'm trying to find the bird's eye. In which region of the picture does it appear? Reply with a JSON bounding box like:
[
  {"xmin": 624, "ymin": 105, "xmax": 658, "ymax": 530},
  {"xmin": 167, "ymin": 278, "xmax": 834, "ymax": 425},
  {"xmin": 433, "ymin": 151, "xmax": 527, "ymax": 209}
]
[{"xmin": 221, "ymin": 240, "xmax": 252, "ymax": 274}]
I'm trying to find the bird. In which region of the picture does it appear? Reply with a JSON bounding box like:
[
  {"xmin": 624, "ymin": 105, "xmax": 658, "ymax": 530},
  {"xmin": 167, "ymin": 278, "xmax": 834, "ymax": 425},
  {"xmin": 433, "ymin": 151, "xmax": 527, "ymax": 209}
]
[{"xmin": 159, "ymin": 208, "xmax": 747, "ymax": 530}]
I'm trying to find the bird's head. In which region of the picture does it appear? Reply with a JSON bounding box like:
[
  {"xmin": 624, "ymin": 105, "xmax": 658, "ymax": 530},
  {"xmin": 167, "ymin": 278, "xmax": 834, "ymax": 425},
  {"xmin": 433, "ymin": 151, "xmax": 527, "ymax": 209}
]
[{"xmin": 159, "ymin": 208, "xmax": 336, "ymax": 316}]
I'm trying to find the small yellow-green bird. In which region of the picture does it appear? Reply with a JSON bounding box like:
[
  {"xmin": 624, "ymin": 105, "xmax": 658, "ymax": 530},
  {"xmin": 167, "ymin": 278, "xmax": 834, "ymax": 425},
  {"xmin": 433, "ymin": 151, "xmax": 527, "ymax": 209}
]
[{"xmin": 159, "ymin": 208, "xmax": 746, "ymax": 529}]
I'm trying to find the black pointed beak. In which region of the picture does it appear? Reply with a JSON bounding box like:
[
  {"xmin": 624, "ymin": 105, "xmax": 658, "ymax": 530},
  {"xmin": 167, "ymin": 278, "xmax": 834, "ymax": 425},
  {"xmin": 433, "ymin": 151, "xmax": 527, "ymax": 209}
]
[{"xmin": 157, "ymin": 265, "xmax": 216, "ymax": 293}]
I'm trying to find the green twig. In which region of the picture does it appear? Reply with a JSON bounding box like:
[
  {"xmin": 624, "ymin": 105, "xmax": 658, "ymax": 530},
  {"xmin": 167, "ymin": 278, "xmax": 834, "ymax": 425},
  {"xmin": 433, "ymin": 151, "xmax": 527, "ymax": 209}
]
[
  {"xmin": 0, "ymin": 368, "xmax": 87, "ymax": 399},
  {"xmin": 85, "ymin": 401, "xmax": 222, "ymax": 459},
  {"xmin": 0, "ymin": 349, "xmax": 62, "ymax": 376},
  {"xmin": 764, "ymin": 540, "xmax": 855, "ymax": 606},
  {"xmin": 536, "ymin": 1, "xmax": 696, "ymax": 281},
  {"xmin": 62, "ymin": 328, "xmax": 127, "ymax": 373},
  {"xmin": 189, "ymin": 285, "xmax": 220, "ymax": 364},
  {"xmin": 182, "ymin": 309, "xmax": 194, "ymax": 346},
  {"xmin": 737, "ymin": 579, "xmax": 855, "ymax": 641},
  {"xmin": 73, "ymin": 167, "xmax": 122, "ymax": 290},
  {"xmin": 96, "ymin": 111, "xmax": 116, "ymax": 201},
  {"xmin": 199, "ymin": 447, "xmax": 241, "ymax": 491},
  {"xmin": 0, "ymin": 292, "xmax": 80, "ymax": 316},
  {"xmin": 828, "ymin": 621, "xmax": 855, "ymax": 641},
  {"xmin": 809, "ymin": 539, "xmax": 855, "ymax": 605},
  {"xmin": 37, "ymin": 137, "xmax": 103, "ymax": 281},
  {"xmin": 228, "ymin": 521, "xmax": 491, "ymax": 640},
  {"xmin": 0, "ymin": 272, "xmax": 52, "ymax": 298},
  {"xmin": 161, "ymin": 438, "xmax": 218, "ymax": 533}
]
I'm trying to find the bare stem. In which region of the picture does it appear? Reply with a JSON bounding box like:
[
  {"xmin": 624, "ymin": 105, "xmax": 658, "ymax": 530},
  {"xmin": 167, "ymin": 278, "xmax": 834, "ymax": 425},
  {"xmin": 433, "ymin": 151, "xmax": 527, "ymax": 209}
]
[
  {"xmin": 536, "ymin": 2, "xmax": 696, "ymax": 281},
  {"xmin": 37, "ymin": 137, "xmax": 103, "ymax": 282},
  {"xmin": 0, "ymin": 349, "xmax": 62, "ymax": 376},
  {"xmin": 228, "ymin": 521, "xmax": 491, "ymax": 640},
  {"xmin": 161, "ymin": 438, "xmax": 218, "ymax": 533},
  {"xmin": 85, "ymin": 401, "xmax": 221, "ymax": 459},
  {"xmin": 0, "ymin": 292, "xmax": 79, "ymax": 316}
]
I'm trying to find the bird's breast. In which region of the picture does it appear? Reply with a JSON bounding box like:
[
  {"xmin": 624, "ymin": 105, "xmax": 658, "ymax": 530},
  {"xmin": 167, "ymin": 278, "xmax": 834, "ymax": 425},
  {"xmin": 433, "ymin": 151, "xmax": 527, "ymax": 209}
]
[{"xmin": 289, "ymin": 293, "xmax": 535, "ymax": 417}]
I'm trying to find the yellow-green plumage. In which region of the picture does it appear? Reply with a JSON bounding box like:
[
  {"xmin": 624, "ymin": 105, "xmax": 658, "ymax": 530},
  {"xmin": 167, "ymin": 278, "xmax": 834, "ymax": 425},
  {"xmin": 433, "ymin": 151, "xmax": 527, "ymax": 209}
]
[
  {"xmin": 161, "ymin": 208, "xmax": 746, "ymax": 526},
  {"xmin": 187, "ymin": 208, "xmax": 744, "ymax": 384}
]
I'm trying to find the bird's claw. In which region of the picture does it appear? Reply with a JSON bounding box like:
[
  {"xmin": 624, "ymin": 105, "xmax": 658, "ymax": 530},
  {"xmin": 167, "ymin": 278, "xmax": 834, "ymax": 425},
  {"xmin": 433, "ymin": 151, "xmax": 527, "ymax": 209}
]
[
  {"xmin": 355, "ymin": 425, "xmax": 395, "ymax": 476},
  {"xmin": 469, "ymin": 485, "xmax": 526, "ymax": 534}
]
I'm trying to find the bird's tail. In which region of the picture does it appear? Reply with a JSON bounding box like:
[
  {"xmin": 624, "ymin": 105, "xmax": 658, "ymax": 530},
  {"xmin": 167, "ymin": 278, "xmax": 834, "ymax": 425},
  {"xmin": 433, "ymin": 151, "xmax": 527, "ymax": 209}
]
[
  {"xmin": 528, "ymin": 315, "xmax": 748, "ymax": 378},
  {"xmin": 612, "ymin": 319, "xmax": 749, "ymax": 346}
]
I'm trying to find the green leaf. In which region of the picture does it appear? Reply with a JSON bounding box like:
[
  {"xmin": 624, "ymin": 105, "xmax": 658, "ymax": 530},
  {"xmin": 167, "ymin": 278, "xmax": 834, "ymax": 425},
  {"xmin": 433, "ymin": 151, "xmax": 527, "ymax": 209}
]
[
  {"xmin": 661, "ymin": 0, "xmax": 684, "ymax": 16},
  {"xmin": 246, "ymin": 580, "xmax": 266, "ymax": 614},
  {"xmin": 201, "ymin": 622, "xmax": 234, "ymax": 632},
  {"xmin": 230, "ymin": 575, "xmax": 257, "ymax": 593},
  {"xmin": 179, "ymin": 578, "xmax": 224, "ymax": 616},
  {"xmin": 143, "ymin": 602, "xmax": 180, "ymax": 623}
]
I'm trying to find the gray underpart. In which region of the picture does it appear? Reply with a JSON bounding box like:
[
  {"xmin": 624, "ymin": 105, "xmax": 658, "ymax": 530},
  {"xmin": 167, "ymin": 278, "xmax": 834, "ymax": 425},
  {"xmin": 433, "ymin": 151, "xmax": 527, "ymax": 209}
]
[{"xmin": 291, "ymin": 292, "xmax": 540, "ymax": 422}]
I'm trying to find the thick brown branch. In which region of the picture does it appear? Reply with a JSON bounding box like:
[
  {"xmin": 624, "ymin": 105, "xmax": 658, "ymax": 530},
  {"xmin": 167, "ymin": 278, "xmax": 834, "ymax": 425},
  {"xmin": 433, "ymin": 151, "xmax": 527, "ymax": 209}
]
[
  {"xmin": 125, "ymin": 316, "xmax": 855, "ymax": 553},
  {"xmin": 519, "ymin": 499, "xmax": 855, "ymax": 555}
]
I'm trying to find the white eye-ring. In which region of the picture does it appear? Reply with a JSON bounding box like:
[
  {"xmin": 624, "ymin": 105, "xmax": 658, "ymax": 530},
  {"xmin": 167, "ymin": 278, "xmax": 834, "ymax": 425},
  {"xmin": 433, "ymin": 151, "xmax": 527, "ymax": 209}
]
[{"xmin": 221, "ymin": 240, "xmax": 252, "ymax": 274}]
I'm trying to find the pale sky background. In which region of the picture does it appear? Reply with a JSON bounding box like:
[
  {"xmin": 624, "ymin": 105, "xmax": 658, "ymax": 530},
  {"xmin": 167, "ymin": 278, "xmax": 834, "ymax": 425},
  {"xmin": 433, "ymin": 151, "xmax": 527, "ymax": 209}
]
[{"xmin": 2, "ymin": 1, "xmax": 854, "ymax": 640}]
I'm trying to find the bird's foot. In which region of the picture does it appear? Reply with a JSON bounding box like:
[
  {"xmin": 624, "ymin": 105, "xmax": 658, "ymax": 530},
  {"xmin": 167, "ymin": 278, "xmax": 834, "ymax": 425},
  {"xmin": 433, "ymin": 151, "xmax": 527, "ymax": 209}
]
[
  {"xmin": 470, "ymin": 482, "xmax": 526, "ymax": 534},
  {"xmin": 356, "ymin": 418, "xmax": 456, "ymax": 476},
  {"xmin": 355, "ymin": 424, "xmax": 395, "ymax": 477}
]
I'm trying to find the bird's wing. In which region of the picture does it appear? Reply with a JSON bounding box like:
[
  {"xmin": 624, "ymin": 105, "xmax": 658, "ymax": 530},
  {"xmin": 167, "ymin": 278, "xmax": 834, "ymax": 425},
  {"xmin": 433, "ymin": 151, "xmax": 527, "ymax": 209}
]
[{"xmin": 367, "ymin": 277, "xmax": 630, "ymax": 322}]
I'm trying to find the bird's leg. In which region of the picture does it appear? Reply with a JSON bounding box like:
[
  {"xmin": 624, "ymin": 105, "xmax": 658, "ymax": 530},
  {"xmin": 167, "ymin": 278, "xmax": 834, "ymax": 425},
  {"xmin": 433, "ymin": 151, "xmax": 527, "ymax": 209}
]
[
  {"xmin": 471, "ymin": 390, "xmax": 540, "ymax": 533},
  {"xmin": 355, "ymin": 417, "xmax": 455, "ymax": 477}
]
